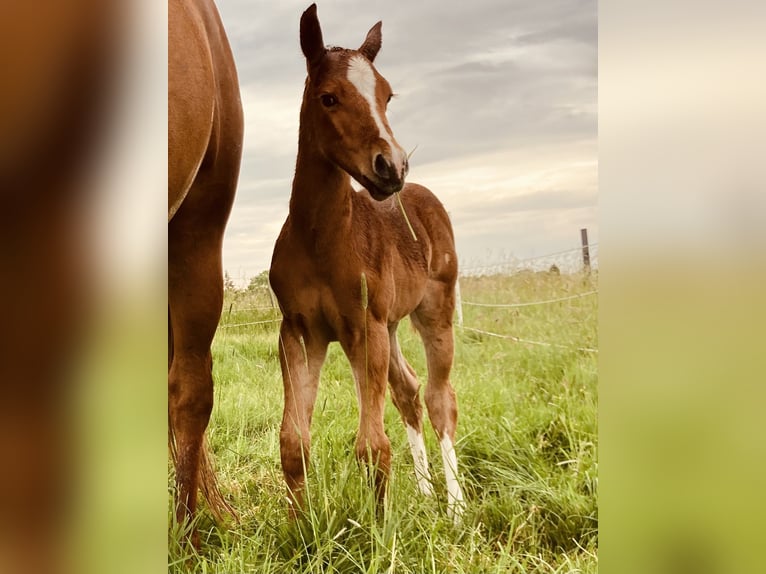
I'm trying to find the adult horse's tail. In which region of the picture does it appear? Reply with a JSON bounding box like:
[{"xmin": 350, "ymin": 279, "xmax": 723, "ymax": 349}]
[
  {"xmin": 200, "ymin": 438, "xmax": 236, "ymax": 522},
  {"xmin": 168, "ymin": 428, "xmax": 235, "ymax": 524},
  {"xmin": 168, "ymin": 320, "xmax": 236, "ymax": 524}
]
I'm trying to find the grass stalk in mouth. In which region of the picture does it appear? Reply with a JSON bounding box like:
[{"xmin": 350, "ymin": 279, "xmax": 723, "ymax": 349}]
[
  {"xmin": 395, "ymin": 192, "xmax": 418, "ymax": 242},
  {"xmin": 394, "ymin": 144, "xmax": 419, "ymax": 242}
]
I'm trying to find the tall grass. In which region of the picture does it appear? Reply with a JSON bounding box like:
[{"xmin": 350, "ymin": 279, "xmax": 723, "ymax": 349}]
[{"xmin": 169, "ymin": 271, "xmax": 598, "ymax": 573}]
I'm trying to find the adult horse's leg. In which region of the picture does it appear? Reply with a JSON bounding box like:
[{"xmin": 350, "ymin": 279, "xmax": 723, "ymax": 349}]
[
  {"xmin": 168, "ymin": 0, "xmax": 242, "ymax": 545},
  {"xmin": 278, "ymin": 319, "xmax": 328, "ymax": 514},
  {"xmin": 341, "ymin": 320, "xmax": 392, "ymax": 506},
  {"xmin": 412, "ymin": 280, "xmax": 465, "ymax": 522},
  {"xmin": 387, "ymin": 325, "xmax": 433, "ymax": 495},
  {"xmin": 168, "ymin": 214, "xmax": 226, "ymax": 544}
]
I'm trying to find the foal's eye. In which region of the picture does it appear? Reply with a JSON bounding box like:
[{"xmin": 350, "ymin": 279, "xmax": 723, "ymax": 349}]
[{"xmin": 320, "ymin": 94, "xmax": 338, "ymax": 108}]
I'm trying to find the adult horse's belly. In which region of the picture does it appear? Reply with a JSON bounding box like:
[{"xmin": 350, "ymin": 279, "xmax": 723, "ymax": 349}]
[{"xmin": 168, "ymin": 0, "xmax": 216, "ymax": 220}]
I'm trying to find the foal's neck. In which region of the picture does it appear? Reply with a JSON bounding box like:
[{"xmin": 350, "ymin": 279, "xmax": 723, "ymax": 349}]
[{"xmin": 289, "ymin": 132, "xmax": 355, "ymax": 238}]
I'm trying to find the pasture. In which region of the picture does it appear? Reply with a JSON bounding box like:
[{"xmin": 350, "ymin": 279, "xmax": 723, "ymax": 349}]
[{"xmin": 169, "ymin": 269, "xmax": 598, "ymax": 573}]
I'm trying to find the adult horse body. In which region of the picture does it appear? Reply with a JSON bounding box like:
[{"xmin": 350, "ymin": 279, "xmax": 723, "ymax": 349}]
[
  {"xmin": 168, "ymin": 0, "xmax": 243, "ymax": 541},
  {"xmin": 270, "ymin": 4, "xmax": 465, "ymax": 520}
]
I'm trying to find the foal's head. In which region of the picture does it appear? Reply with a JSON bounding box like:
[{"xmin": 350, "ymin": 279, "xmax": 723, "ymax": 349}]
[{"xmin": 299, "ymin": 4, "xmax": 409, "ymax": 200}]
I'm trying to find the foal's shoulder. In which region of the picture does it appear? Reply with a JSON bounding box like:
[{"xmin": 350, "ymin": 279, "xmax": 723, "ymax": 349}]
[{"xmin": 401, "ymin": 182, "xmax": 443, "ymax": 205}]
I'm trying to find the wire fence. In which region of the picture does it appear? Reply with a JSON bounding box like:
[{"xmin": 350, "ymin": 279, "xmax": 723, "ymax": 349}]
[
  {"xmin": 219, "ymin": 234, "xmax": 598, "ymax": 355},
  {"xmin": 219, "ymin": 318, "xmax": 281, "ymax": 329},
  {"xmin": 461, "ymin": 326, "xmax": 599, "ymax": 354},
  {"xmin": 460, "ymin": 242, "xmax": 599, "ymax": 277},
  {"xmin": 461, "ymin": 289, "xmax": 598, "ymax": 309},
  {"xmin": 449, "ymin": 234, "xmax": 598, "ymax": 353},
  {"xmin": 454, "ymin": 242, "xmax": 598, "ymax": 353}
]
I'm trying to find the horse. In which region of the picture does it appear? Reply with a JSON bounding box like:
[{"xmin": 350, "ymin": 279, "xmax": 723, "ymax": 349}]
[
  {"xmin": 269, "ymin": 3, "xmax": 465, "ymax": 521},
  {"xmin": 168, "ymin": 0, "xmax": 243, "ymax": 545}
]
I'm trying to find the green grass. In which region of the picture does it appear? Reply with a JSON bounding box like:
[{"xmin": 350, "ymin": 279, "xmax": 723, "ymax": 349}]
[{"xmin": 169, "ymin": 271, "xmax": 598, "ymax": 573}]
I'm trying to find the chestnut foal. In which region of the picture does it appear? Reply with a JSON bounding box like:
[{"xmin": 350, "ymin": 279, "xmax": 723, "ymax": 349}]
[
  {"xmin": 269, "ymin": 4, "xmax": 465, "ymax": 521},
  {"xmin": 168, "ymin": 0, "xmax": 243, "ymax": 544}
]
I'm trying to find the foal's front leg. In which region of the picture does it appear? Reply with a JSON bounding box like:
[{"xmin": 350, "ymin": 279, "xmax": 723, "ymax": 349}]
[
  {"xmin": 278, "ymin": 319, "xmax": 328, "ymax": 515},
  {"xmin": 341, "ymin": 320, "xmax": 392, "ymax": 506}
]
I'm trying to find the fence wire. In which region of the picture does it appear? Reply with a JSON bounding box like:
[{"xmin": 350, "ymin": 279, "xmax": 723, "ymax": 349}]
[
  {"xmin": 219, "ymin": 241, "xmax": 598, "ymax": 354},
  {"xmin": 460, "ymin": 243, "xmax": 599, "ymax": 277},
  {"xmin": 462, "ymin": 289, "xmax": 597, "ymax": 309}
]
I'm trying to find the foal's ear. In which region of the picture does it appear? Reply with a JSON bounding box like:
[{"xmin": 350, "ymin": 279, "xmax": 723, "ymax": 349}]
[
  {"xmin": 359, "ymin": 21, "xmax": 382, "ymax": 63},
  {"xmin": 300, "ymin": 3, "xmax": 325, "ymax": 68}
]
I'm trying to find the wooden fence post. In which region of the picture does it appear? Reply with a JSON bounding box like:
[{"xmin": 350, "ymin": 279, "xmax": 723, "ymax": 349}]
[{"xmin": 580, "ymin": 228, "xmax": 591, "ymax": 274}]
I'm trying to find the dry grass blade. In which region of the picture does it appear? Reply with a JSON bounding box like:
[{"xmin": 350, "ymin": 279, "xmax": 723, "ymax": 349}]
[
  {"xmin": 360, "ymin": 272, "xmax": 368, "ymax": 310},
  {"xmin": 361, "ymin": 272, "xmax": 369, "ymax": 389},
  {"xmin": 395, "ymin": 144, "xmax": 419, "ymax": 241},
  {"xmin": 395, "ymin": 192, "xmax": 418, "ymax": 242}
]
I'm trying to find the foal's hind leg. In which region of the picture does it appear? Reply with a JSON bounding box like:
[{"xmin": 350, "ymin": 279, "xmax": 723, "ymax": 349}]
[
  {"xmin": 388, "ymin": 325, "xmax": 433, "ymax": 495},
  {"xmin": 412, "ymin": 281, "xmax": 465, "ymax": 522}
]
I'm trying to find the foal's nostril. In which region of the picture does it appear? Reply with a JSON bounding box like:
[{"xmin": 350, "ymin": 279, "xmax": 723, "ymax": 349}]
[{"xmin": 374, "ymin": 154, "xmax": 390, "ymax": 179}]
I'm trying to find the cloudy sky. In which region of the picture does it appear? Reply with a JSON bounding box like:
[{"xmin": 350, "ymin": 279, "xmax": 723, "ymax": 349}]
[{"xmin": 215, "ymin": 0, "xmax": 597, "ymax": 284}]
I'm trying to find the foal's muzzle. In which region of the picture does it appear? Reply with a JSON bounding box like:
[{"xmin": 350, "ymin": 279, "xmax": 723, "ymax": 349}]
[{"xmin": 368, "ymin": 153, "xmax": 409, "ymax": 199}]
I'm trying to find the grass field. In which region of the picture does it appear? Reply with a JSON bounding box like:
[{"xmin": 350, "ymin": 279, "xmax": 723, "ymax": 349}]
[{"xmin": 168, "ymin": 270, "xmax": 598, "ymax": 573}]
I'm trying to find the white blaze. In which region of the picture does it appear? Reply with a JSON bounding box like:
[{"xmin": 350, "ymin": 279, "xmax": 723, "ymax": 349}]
[
  {"xmin": 440, "ymin": 434, "xmax": 465, "ymax": 523},
  {"xmin": 405, "ymin": 424, "xmax": 433, "ymax": 496},
  {"xmin": 346, "ymin": 56, "xmax": 402, "ymax": 169}
]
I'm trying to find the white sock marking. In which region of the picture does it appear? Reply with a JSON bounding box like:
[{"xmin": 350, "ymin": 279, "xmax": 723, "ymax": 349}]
[
  {"xmin": 405, "ymin": 425, "xmax": 433, "ymax": 496},
  {"xmin": 440, "ymin": 434, "xmax": 465, "ymax": 523}
]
